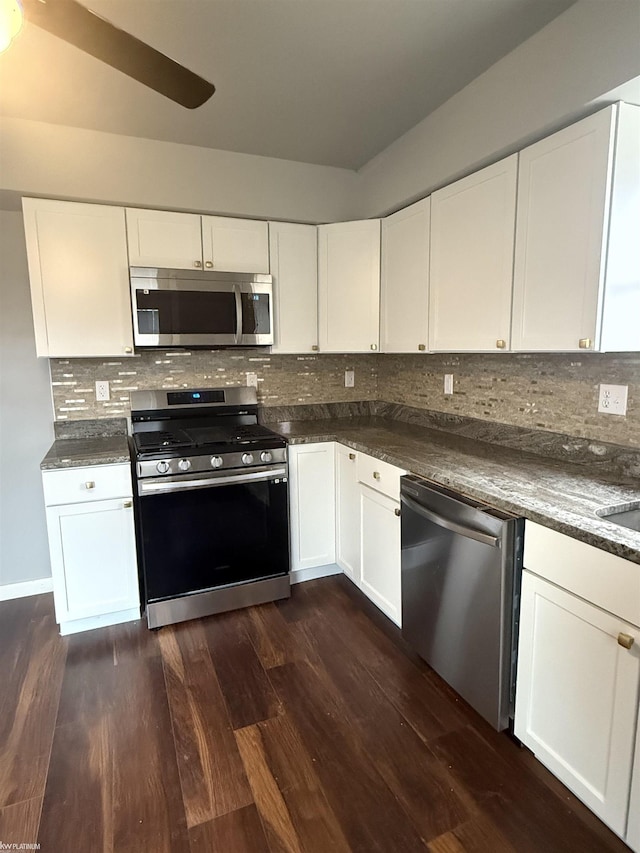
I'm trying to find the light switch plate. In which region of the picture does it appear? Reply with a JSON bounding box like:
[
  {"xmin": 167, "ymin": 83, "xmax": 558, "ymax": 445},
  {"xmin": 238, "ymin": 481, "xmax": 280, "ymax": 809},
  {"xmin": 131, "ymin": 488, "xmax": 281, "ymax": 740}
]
[
  {"xmin": 444, "ymin": 374, "xmax": 454, "ymax": 395},
  {"xmin": 598, "ymin": 383, "xmax": 628, "ymax": 415},
  {"xmin": 345, "ymin": 369, "xmax": 355, "ymax": 388}
]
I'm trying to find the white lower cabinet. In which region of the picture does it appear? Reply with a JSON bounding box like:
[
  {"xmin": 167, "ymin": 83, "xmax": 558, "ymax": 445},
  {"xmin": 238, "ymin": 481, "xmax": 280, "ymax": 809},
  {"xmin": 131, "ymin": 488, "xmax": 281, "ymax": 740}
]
[
  {"xmin": 360, "ymin": 485, "xmax": 402, "ymax": 626},
  {"xmin": 288, "ymin": 444, "xmax": 336, "ymax": 576},
  {"xmin": 335, "ymin": 443, "xmax": 361, "ymax": 581},
  {"xmin": 629, "ymin": 724, "xmax": 640, "ymax": 851},
  {"xmin": 42, "ymin": 464, "xmax": 140, "ymax": 635},
  {"xmin": 515, "ymin": 524, "xmax": 640, "ymax": 845}
]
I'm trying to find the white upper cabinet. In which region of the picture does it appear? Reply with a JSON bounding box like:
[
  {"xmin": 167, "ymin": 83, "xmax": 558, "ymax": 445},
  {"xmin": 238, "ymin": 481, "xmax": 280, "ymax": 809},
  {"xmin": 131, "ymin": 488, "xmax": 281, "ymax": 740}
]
[
  {"xmin": 269, "ymin": 222, "xmax": 318, "ymax": 353},
  {"xmin": 429, "ymin": 155, "xmax": 517, "ymax": 352},
  {"xmin": 201, "ymin": 215, "xmax": 269, "ymax": 273},
  {"xmin": 23, "ymin": 198, "xmax": 134, "ymax": 358},
  {"xmin": 512, "ymin": 104, "xmax": 640, "ymax": 352},
  {"xmin": 380, "ymin": 198, "xmax": 430, "ymax": 354},
  {"xmin": 126, "ymin": 208, "xmax": 203, "ymax": 269},
  {"xmin": 126, "ymin": 208, "xmax": 270, "ymax": 273},
  {"xmin": 318, "ymin": 219, "xmax": 381, "ymax": 353}
]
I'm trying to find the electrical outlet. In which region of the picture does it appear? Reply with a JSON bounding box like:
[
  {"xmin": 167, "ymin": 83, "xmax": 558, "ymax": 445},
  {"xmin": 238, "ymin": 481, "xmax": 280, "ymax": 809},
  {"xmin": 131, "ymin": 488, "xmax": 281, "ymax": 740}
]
[
  {"xmin": 598, "ymin": 383, "xmax": 628, "ymax": 416},
  {"xmin": 345, "ymin": 369, "xmax": 355, "ymax": 388},
  {"xmin": 246, "ymin": 372, "xmax": 258, "ymax": 388},
  {"xmin": 95, "ymin": 380, "xmax": 110, "ymax": 402},
  {"xmin": 444, "ymin": 374, "xmax": 454, "ymax": 395}
]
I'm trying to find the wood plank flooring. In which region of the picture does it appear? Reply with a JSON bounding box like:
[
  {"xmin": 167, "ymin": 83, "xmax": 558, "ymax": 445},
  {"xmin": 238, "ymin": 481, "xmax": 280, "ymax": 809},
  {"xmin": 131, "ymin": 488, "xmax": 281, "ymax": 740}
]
[{"xmin": 0, "ymin": 576, "xmax": 632, "ymax": 852}]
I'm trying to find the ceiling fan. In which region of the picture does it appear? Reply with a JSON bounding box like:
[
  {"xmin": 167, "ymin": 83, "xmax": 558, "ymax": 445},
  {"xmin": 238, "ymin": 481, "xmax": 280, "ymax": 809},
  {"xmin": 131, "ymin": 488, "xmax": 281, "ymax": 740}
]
[{"xmin": 2, "ymin": 0, "xmax": 215, "ymax": 108}]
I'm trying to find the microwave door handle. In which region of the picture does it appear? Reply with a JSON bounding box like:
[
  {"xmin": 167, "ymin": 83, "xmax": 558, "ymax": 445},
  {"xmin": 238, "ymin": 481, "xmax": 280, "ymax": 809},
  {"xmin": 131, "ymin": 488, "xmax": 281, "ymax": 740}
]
[
  {"xmin": 234, "ymin": 285, "xmax": 242, "ymax": 343},
  {"xmin": 400, "ymin": 494, "xmax": 500, "ymax": 548}
]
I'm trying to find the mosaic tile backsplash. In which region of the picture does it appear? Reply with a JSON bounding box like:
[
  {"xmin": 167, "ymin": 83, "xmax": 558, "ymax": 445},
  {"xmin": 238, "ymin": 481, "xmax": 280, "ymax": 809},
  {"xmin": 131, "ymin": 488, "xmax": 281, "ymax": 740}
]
[
  {"xmin": 378, "ymin": 352, "xmax": 640, "ymax": 448},
  {"xmin": 50, "ymin": 351, "xmax": 377, "ymax": 419},
  {"xmin": 50, "ymin": 350, "xmax": 640, "ymax": 448}
]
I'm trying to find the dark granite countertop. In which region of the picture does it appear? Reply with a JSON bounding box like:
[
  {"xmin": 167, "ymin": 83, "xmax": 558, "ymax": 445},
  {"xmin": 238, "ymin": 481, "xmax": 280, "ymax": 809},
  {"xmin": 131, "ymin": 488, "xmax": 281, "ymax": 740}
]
[
  {"xmin": 41, "ymin": 436, "xmax": 131, "ymax": 470},
  {"xmin": 269, "ymin": 416, "xmax": 640, "ymax": 565}
]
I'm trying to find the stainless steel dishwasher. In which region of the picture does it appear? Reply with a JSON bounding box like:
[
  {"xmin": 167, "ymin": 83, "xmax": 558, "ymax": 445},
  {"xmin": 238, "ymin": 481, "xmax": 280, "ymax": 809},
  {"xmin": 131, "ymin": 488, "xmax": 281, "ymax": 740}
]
[{"xmin": 400, "ymin": 475, "xmax": 524, "ymax": 730}]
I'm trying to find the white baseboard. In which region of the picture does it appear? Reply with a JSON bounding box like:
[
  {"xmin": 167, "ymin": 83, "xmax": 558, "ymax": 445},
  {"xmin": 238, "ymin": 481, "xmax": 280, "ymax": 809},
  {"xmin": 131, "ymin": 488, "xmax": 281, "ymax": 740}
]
[
  {"xmin": 59, "ymin": 607, "xmax": 141, "ymax": 636},
  {"xmin": 290, "ymin": 563, "xmax": 343, "ymax": 584},
  {"xmin": 0, "ymin": 576, "xmax": 54, "ymax": 601}
]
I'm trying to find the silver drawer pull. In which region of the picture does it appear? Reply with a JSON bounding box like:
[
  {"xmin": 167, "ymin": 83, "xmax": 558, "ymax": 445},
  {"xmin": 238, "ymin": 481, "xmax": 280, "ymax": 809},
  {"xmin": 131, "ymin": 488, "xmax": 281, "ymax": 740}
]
[
  {"xmin": 123, "ymin": 500, "xmax": 133, "ymax": 508},
  {"xmin": 579, "ymin": 338, "xmax": 592, "ymax": 349},
  {"xmin": 394, "ymin": 507, "xmax": 401, "ymax": 517},
  {"xmin": 373, "ymin": 472, "xmax": 380, "ymax": 480},
  {"xmin": 618, "ymin": 633, "xmax": 634, "ymax": 650},
  {"xmin": 348, "ymin": 453, "xmax": 356, "ymax": 461},
  {"xmin": 84, "ymin": 481, "xmax": 96, "ymax": 489}
]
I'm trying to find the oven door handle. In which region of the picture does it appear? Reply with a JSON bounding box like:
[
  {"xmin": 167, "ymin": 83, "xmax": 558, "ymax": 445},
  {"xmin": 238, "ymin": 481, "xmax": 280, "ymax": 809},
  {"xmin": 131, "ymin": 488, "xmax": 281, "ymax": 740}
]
[
  {"xmin": 138, "ymin": 467, "xmax": 287, "ymax": 496},
  {"xmin": 401, "ymin": 494, "xmax": 500, "ymax": 548}
]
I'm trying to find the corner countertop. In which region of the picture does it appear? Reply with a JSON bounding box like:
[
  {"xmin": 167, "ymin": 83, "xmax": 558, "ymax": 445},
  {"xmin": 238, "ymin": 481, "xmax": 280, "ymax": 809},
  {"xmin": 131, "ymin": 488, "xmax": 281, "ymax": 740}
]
[
  {"xmin": 269, "ymin": 416, "xmax": 640, "ymax": 565},
  {"xmin": 41, "ymin": 435, "xmax": 131, "ymax": 470}
]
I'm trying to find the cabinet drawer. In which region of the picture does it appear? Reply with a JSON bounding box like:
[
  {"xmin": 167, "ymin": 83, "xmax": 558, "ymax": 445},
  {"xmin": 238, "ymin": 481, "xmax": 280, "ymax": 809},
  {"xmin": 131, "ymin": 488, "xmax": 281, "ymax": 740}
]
[
  {"xmin": 357, "ymin": 453, "xmax": 405, "ymax": 501},
  {"xmin": 43, "ymin": 464, "xmax": 132, "ymax": 507},
  {"xmin": 524, "ymin": 521, "xmax": 640, "ymax": 627}
]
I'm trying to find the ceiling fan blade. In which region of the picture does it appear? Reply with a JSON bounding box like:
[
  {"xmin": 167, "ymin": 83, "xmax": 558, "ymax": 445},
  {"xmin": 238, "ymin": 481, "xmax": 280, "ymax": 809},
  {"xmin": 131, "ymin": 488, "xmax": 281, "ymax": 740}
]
[{"xmin": 22, "ymin": 0, "xmax": 215, "ymax": 109}]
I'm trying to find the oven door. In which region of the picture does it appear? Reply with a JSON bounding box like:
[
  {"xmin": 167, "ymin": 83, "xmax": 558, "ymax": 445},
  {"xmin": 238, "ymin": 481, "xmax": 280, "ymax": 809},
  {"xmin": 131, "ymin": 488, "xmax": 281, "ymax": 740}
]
[{"xmin": 135, "ymin": 467, "xmax": 289, "ymax": 605}]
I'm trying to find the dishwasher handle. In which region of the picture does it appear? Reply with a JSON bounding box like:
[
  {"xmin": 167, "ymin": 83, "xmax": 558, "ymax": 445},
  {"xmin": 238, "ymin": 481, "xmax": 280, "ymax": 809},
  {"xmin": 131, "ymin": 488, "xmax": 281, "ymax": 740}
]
[{"xmin": 401, "ymin": 493, "xmax": 500, "ymax": 548}]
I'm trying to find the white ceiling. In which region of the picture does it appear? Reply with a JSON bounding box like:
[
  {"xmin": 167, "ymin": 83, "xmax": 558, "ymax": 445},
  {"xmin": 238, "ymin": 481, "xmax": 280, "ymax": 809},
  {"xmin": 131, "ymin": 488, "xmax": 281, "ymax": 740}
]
[{"xmin": 0, "ymin": 0, "xmax": 576, "ymax": 170}]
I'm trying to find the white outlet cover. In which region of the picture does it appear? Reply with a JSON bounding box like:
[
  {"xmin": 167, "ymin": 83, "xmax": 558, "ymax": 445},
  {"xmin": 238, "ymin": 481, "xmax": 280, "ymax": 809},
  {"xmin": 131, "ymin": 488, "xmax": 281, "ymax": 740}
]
[
  {"xmin": 95, "ymin": 380, "xmax": 110, "ymax": 402},
  {"xmin": 444, "ymin": 374, "xmax": 454, "ymax": 395},
  {"xmin": 246, "ymin": 372, "xmax": 258, "ymax": 388},
  {"xmin": 598, "ymin": 383, "xmax": 628, "ymax": 416},
  {"xmin": 345, "ymin": 369, "xmax": 355, "ymax": 388}
]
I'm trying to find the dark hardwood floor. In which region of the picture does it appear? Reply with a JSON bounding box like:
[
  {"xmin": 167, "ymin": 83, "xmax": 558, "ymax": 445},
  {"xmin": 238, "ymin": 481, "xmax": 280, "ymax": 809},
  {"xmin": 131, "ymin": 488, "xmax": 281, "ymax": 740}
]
[{"xmin": 0, "ymin": 576, "xmax": 631, "ymax": 852}]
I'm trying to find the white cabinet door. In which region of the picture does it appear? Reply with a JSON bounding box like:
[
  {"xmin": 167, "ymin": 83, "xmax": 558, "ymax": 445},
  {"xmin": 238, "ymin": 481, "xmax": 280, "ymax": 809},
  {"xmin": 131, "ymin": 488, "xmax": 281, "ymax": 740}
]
[
  {"xmin": 46, "ymin": 498, "xmax": 139, "ymax": 624},
  {"xmin": 201, "ymin": 216, "xmax": 269, "ymax": 273},
  {"xmin": 511, "ymin": 107, "xmax": 616, "ymax": 351},
  {"xmin": 288, "ymin": 443, "xmax": 336, "ymax": 572},
  {"xmin": 318, "ymin": 219, "xmax": 381, "ymax": 353},
  {"xmin": 269, "ymin": 222, "xmax": 318, "ymax": 353},
  {"xmin": 429, "ymin": 155, "xmax": 517, "ymax": 352},
  {"xmin": 23, "ymin": 199, "xmax": 134, "ymax": 358},
  {"xmin": 628, "ymin": 715, "xmax": 640, "ymax": 851},
  {"xmin": 335, "ymin": 444, "xmax": 361, "ymax": 582},
  {"xmin": 125, "ymin": 208, "xmax": 203, "ymax": 269},
  {"xmin": 360, "ymin": 485, "xmax": 401, "ymax": 626},
  {"xmin": 515, "ymin": 571, "xmax": 640, "ymax": 836},
  {"xmin": 381, "ymin": 198, "xmax": 430, "ymax": 354}
]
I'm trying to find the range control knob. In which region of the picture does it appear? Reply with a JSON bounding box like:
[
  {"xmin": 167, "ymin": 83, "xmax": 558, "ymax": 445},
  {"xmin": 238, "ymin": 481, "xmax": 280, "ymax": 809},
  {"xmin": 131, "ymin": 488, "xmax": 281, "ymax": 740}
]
[
  {"xmin": 260, "ymin": 451, "xmax": 273, "ymax": 463},
  {"xmin": 178, "ymin": 458, "xmax": 191, "ymax": 472},
  {"xmin": 156, "ymin": 460, "xmax": 170, "ymax": 474},
  {"xmin": 241, "ymin": 452, "xmax": 254, "ymax": 465},
  {"xmin": 210, "ymin": 455, "xmax": 223, "ymax": 469}
]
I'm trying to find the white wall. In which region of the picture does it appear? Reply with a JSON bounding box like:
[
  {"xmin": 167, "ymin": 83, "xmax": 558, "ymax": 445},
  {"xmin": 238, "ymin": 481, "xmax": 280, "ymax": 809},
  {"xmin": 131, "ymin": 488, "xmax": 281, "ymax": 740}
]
[
  {"xmin": 0, "ymin": 118, "xmax": 360, "ymax": 224},
  {"xmin": 0, "ymin": 211, "xmax": 53, "ymax": 586},
  {"xmin": 357, "ymin": 0, "xmax": 640, "ymax": 217}
]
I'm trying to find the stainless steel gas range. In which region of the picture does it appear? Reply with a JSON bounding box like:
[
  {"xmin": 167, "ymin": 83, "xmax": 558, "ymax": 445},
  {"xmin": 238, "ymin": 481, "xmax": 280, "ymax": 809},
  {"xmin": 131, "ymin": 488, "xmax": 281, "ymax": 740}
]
[{"xmin": 130, "ymin": 386, "xmax": 290, "ymax": 629}]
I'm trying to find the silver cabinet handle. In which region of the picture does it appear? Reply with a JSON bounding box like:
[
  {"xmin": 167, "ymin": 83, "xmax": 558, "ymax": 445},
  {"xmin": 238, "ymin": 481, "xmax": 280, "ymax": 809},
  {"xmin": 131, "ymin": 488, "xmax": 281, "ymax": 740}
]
[
  {"xmin": 194, "ymin": 260, "xmax": 202, "ymax": 268},
  {"xmin": 348, "ymin": 453, "xmax": 356, "ymax": 461},
  {"xmin": 618, "ymin": 633, "xmax": 634, "ymax": 650},
  {"xmin": 418, "ymin": 344, "xmax": 426, "ymax": 351},
  {"xmin": 370, "ymin": 343, "xmax": 378, "ymax": 351},
  {"xmin": 496, "ymin": 339, "xmax": 506, "ymax": 349},
  {"xmin": 124, "ymin": 346, "xmax": 133, "ymax": 354},
  {"xmin": 373, "ymin": 472, "xmax": 381, "ymax": 480},
  {"xmin": 84, "ymin": 481, "xmax": 95, "ymax": 490},
  {"xmin": 394, "ymin": 507, "xmax": 401, "ymax": 517},
  {"xmin": 204, "ymin": 260, "xmax": 214, "ymax": 268},
  {"xmin": 123, "ymin": 500, "xmax": 133, "ymax": 508},
  {"xmin": 579, "ymin": 338, "xmax": 592, "ymax": 349},
  {"xmin": 311, "ymin": 345, "xmax": 319, "ymax": 351}
]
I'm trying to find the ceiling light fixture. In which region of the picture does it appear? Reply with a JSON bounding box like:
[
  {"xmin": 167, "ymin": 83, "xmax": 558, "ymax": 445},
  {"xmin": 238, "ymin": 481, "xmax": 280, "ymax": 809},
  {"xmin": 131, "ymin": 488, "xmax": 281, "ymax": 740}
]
[{"xmin": 0, "ymin": 0, "xmax": 23, "ymax": 52}]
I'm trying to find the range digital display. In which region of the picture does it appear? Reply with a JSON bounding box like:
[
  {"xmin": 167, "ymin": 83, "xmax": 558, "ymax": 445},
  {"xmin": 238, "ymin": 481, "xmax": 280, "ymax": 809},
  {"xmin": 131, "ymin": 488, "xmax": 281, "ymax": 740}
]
[{"xmin": 167, "ymin": 390, "xmax": 225, "ymax": 406}]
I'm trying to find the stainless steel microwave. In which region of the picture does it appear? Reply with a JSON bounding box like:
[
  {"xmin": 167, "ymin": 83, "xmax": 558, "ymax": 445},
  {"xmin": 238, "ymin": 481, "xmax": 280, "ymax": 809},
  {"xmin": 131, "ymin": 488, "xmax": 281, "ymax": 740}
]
[{"xmin": 130, "ymin": 267, "xmax": 273, "ymax": 348}]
